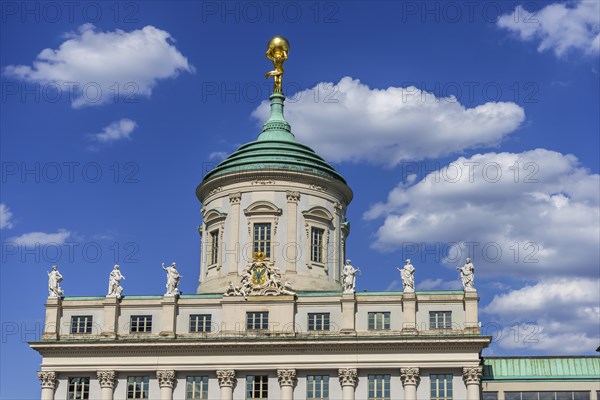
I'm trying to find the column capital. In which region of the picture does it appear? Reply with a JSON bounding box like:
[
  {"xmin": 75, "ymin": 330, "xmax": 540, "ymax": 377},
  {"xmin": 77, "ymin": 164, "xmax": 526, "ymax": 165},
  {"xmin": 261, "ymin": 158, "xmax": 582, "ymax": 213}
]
[
  {"xmin": 286, "ymin": 190, "xmax": 300, "ymax": 203},
  {"xmin": 38, "ymin": 371, "xmax": 57, "ymax": 390},
  {"xmin": 338, "ymin": 368, "xmax": 358, "ymax": 387},
  {"xmin": 157, "ymin": 370, "xmax": 176, "ymax": 388},
  {"xmin": 97, "ymin": 370, "xmax": 117, "ymax": 388},
  {"xmin": 462, "ymin": 366, "xmax": 483, "ymax": 385},
  {"xmin": 217, "ymin": 369, "xmax": 237, "ymax": 388},
  {"xmin": 229, "ymin": 192, "xmax": 242, "ymax": 205},
  {"xmin": 277, "ymin": 369, "xmax": 297, "ymax": 387},
  {"xmin": 400, "ymin": 367, "xmax": 420, "ymax": 386}
]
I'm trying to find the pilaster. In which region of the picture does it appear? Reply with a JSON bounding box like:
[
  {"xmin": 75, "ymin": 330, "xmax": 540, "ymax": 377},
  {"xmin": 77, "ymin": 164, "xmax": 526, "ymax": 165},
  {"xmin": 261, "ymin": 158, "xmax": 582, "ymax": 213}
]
[
  {"xmin": 42, "ymin": 297, "xmax": 61, "ymax": 340},
  {"xmin": 464, "ymin": 290, "xmax": 480, "ymax": 334},
  {"xmin": 159, "ymin": 295, "xmax": 178, "ymax": 337},
  {"xmin": 101, "ymin": 296, "xmax": 119, "ymax": 338},
  {"xmin": 340, "ymin": 293, "xmax": 356, "ymax": 334},
  {"xmin": 285, "ymin": 191, "xmax": 300, "ymax": 273},
  {"xmin": 402, "ymin": 292, "xmax": 417, "ymax": 333}
]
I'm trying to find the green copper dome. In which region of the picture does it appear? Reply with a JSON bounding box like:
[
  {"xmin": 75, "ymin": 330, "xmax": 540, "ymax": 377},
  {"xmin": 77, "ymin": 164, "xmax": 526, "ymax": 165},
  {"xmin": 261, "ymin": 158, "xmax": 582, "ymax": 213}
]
[{"xmin": 202, "ymin": 92, "xmax": 346, "ymax": 184}]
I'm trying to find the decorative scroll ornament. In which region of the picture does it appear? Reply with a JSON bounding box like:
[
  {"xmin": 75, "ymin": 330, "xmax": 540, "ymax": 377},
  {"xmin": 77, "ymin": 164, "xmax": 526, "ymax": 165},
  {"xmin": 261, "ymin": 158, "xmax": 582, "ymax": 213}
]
[
  {"xmin": 97, "ymin": 370, "xmax": 117, "ymax": 388},
  {"xmin": 286, "ymin": 190, "xmax": 300, "ymax": 203},
  {"xmin": 277, "ymin": 369, "xmax": 297, "ymax": 387},
  {"xmin": 229, "ymin": 192, "xmax": 242, "ymax": 204},
  {"xmin": 462, "ymin": 366, "xmax": 483, "ymax": 385},
  {"xmin": 338, "ymin": 368, "xmax": 358, "ymax": 387},
  {"xmin": 157, "ymin": 370, "xmax": 176, "ymax": 388},
  {"xmin": 400, "ymin": 367, "xmax": 420, "ymax": 386},
  {"xmin": 38, "ymin": 371, "xmax": 57, "ymax": 389},
  {"xmin": 224, "ymin": 251, "xmax": 295, "ymax": 299},
  {"xmin": 216, "ymin": 370, "xmax": 237, "ymax": 388}
]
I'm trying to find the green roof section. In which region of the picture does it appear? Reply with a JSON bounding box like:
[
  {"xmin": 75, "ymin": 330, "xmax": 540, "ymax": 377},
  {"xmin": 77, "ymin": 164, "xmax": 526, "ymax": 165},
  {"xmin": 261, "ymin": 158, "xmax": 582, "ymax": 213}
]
[
  {"xmin": 201, "ymin": 92, "xmax": 347, "ymax": 184},
  {"xmin": 482, "ymin": 357, "xmax": 600, "ymax": 381}
]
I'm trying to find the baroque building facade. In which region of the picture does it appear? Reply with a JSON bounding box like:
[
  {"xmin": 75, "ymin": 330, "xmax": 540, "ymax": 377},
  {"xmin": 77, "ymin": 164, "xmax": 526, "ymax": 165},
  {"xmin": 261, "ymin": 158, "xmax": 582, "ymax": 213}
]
[{"xmin": 31, "ymin": 37, "xmax": 599, "ymax": 400}]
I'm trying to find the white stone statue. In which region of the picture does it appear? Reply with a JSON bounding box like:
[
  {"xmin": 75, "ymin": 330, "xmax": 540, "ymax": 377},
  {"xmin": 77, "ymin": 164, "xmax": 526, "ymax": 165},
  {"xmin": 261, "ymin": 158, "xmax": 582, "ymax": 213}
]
[
  {"xmin": 47, "ymin": 265, "xmax": 64, "ymax": 298},
  {"xmin": 397, "ymin": 259, "xmax": 415, "ymax": 292},
  {"xmin": 162, "ymin": 262, "xmax": 181, "ymax": 296},
  {"xmin": 342, "ymin": 259, "xmax": 359, "ymax": 294},
  {"xmin": 107, "ymin": 265, "xmax": 125, "ymax": 298},
  {"xmin": 457, "ymin": 258, "xmax": 475, "ymax": 291}
]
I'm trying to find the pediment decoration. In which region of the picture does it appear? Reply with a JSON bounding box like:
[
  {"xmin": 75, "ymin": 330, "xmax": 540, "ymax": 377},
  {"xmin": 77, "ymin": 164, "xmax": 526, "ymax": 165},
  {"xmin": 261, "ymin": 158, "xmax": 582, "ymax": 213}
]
[
  {"xmin": 244, "ymin": 201, "xmax": 282, "ymax": 216},
  {"xmin": 224, "ymin": 252, "xmax": 295, "ymax": 298},
  {"xmin": 302, "ymin": 206, "xmax": 334, "ymax": 224},
  {"xmin": 203, "ymin": 208, "xmax": 228, "ymax": 224}
]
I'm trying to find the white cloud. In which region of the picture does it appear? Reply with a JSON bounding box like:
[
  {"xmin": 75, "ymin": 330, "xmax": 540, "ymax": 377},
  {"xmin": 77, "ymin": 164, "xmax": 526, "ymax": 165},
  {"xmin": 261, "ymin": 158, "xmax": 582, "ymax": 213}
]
[
  {"xmin": 484, "ymin": 278, "xmax": 600, "ymax": 354},
  {"xmin": 4, "ymin": 24, "xmax": 193, "ymax": 107},
  {"xmin": 251, "ymin": 77, "xmax": 525, "ymax": 166},
  {"xmin": 0, "ymin": 203, "xmax": 14, "ymax": 229},
  {"xmin": 498, "ymin": 1, "xmax": 600, "ymax": 57},
  {"xmin": 419, "ymin": 278, "xmax": 463, "ymax": 290},
  {"xmin": 8, "ymin": 229, "xmax": 71, "ymax": 246},
  {"xmin": 365, "ymin": 149, "xmax": 600, "ymax": 279},
  {"xmin": 209, "ymin": 151, "xmax": 228, "ymax": 161},
  {"xmin": 90, "ymin": 118, "xmax": 137, "ymax": 143}
]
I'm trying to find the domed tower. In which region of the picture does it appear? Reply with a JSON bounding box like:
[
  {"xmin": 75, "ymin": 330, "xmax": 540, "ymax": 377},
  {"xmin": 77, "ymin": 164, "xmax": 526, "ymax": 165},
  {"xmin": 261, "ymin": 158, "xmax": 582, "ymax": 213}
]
[{"xmin": 196, "ymin": 36, "xmax": 352, "ymax": 293}]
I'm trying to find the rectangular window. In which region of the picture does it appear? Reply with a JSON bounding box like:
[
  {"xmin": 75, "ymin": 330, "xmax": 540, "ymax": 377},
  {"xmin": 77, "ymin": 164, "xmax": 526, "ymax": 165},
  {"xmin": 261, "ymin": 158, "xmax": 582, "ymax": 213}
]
[
  {"xmin": 209, "ymin": 230, "xmax": 219, "ymax": 265},
  {"xmin": 190, "ymin": 314, "xmax": 212, "ymax": 333},
  {"xmin": 430, "ymin": 374, "xmax": 453, "ymax": 400},
  {"xmin": 368, "ymin": 312, "xmax": 390, "ymax": 330},
  {"xmin": 368, "ymin": 374, "xmax": 390, "ymax": 400},
  {"xmin": 246, "ymin": 312, "xmax": 268, "ymax": 330},
  {"xmin": 310, "ymin": 227, "xmax": 325, "ymax": 263},
  {"xmin": 253, "ymin": 223, "xmax": 271, "ymax": 259},
  {"xmin": 70, "ymin": 315, "xmax": 93, "ymax": 334},
  {"xmin": 246, "ymin": 375, "xmax": 268, "ymax": 399},
  {"xmin": 186, "ymin": 376, "xmax": 208, "ymax": 400},
  {"xmin": 505, "ymin": 393, "xmax": 592, "ymax": 400},
  {"xmin": 130, "ymin": 315, "xmax": 152, "ymax": 333},
  {"xmin": 308, "ymin": 313, "xmax": 330, "ymax": 331},
  {"xmin": 307, "ymin": 375, "xmax": 329, "ymax": 399},
  {"xmin": 483, "ymin": 393, "xmax": 499, "ymax": 400},
  {"xmin": 429, "ymin": 311, "xmax": 452, "ymax": 329},
  {"xmin": 67, "ymin": 377, "xmax": 90, "ymax": 400},
  {"xmin": 127, "ymin": 376, "xmax": 149, "ymax": 399}
]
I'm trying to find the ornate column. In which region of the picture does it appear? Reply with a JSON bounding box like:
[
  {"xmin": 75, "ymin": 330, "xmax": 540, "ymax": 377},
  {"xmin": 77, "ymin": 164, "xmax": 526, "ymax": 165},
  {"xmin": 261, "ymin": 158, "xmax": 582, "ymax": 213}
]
[
  {"xmin": 38, "ymin": 371, "xmax": 57, "ymax": 400},
  {"xmin": 217, "ymin": 369, "xmax": 236, "ymax": 400},
  {"xmin": 97, "ymin": 371, "xmax": 117, "ymax": 400},
  {"xmin": 285, "ymin": 191, "xmax": 300, "ymax": 273},
  {"xmin": 463, "ymin": 367, "xmax": 483, "ymax": 400},
  {"xmin": 277, "ymin": 369, "xmax": 297, "ymax": 400},
  {"xmin": 157, "ymin": 370, "xmax": 176, "ymax": 400},
  {"xmin": 400, "ymin": 368, "xmax": 420, "ymax": 400},
  {"xmin": 338, "ymin": 368, "xmax": 358, "ymax": 400},
  {"xmin": 228, "ymin": 193, "xmax": 242, "ymax": 275}
]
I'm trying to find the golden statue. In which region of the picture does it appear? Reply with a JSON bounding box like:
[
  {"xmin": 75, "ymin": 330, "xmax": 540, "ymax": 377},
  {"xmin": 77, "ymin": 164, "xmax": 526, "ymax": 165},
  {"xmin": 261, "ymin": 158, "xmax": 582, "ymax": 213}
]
[
  {"xmin": 265, "ymin": 36, "xmax": 290, "ymax": 93},
  {"xmin": 253, "ymin": 250, "xmax": 266, "ymax": 262}
]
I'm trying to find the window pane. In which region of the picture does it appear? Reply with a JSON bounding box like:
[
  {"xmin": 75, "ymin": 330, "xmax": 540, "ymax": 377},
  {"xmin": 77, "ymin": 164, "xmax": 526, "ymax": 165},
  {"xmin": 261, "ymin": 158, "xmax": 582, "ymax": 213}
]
[
  {"xmin": 505, "ymin": 393, "xmax": 522, "ymax": 400},
  {"xmin": 522, "ymin": 393, "xmax": 538, "ymax": 400},
  {"xmin": 483, "ymin": 393, "xmax": 499, "ymax": 400},
  {"xmin": 573, "ymin": 393, "xmax": 590, "ymax": 400}
]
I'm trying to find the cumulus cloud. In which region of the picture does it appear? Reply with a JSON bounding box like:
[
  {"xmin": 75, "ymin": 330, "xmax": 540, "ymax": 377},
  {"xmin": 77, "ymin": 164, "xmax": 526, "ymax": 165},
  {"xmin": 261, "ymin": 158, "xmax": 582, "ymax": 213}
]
[
  {"xmin": 418, "ymin": 278, "xmax": 463, "ymax": 290},
  {"xmin": 0, "ymin": 203, "xmax": 14, "ymax": 229},
  {"xmin": 498, "ymin": 1, "xmax": 600, "ymax": 57},
  {"xmin": 89, "ymin": 118, "xmax": 137, "ymax": 144},
  {"xmin": 251, "ymin": 77, "xmax": 525, "ymax": 166},
  {"xmin": 365, "ymin": 149, "xmax": 600, "ymax": 279},
  {"xmin": 484, "ymin": 278, "xmax": 600, "ymax": 354},
  {"xmin": 8, "ymin": 229, "xmax": 71, "ymax": 246},
  {"xmin": 4, "ymin": 24, "xmax": 193, "ymax": 107}
]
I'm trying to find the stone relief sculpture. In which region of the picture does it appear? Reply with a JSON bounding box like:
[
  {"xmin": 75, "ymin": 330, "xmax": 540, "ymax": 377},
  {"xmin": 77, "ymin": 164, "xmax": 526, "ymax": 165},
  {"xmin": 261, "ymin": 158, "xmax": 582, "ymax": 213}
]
[
  {"xmin": 107, "ymin": 265, "xmax": 125, "ymax": 298},
  {"xmin": 47, "ymin": 265, "xmax": 64, "ymax": 298},
  {"xmin": 342, "ymin": 259, "xmax": 359, "ymax": 294},
  {"xmin": 162, "ymin": 262, "xmax": 181, "ymax": 296},
  {"xmin": 457, "ymin": 258, "xmax": 476, "ymax": 291},
  {"xmin": 397, "ymin": 259, "xmax": 415, "ymax": 292},
  {"xmin": 224, "ymin": 251, "xmax": 295, "ymax": 299}
]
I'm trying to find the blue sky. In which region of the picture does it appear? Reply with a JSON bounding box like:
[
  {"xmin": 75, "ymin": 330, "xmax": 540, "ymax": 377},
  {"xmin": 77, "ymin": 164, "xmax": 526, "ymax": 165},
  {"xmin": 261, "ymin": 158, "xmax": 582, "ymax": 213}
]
[{"xmin": 1, "ymin": 1, "xmax": 599, "ymax": 397}]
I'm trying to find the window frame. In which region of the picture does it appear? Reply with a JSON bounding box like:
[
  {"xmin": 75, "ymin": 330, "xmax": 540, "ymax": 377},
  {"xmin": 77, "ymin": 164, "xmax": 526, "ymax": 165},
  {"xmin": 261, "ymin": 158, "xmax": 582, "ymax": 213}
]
[
  {"xmin": 310, "ymin": 226, "xmax": 325, "ymax": 264},
  {"xmin": 67, "ymin": 376, "xmax": 90, "ymax": 400},
  {"xmin": 185, "ymin": 376, "xmax": 209, "ymax": 400},
  {"xmin": 246, "ymin": 311, "xmax": 269, "ymax": 331},
  {"xmin": 70, "ymin": 315, "xmax": 93, "ymax": 334},
  {"xmin": 244, "ymin": 201, "xmax": 282, "ymax": 262},
  {"xmin": 189, "ymin": 314, "xmax": 212, "ymax": 333},
  {"xmin": 308, "ymin": 312, "xmax": 330, "ymax": 332},
  {"xmin": 430, "ymin": 374, "xmax": 453, "ymax": 400},
  {"xmin": 307, "ymin": 375, "xmax": 329, "ymax": 400},
  {"xmin": 127, "ymin": 376, "xmax": 149, "ymax": 399},
  {"xmin": 429, "ymin": 311, "xmax": 452, "ymax": 330},
  {"xmin": 367, "ymin": 374, "xmax": 391, "ymax": 400},
  {"xmin": 246, "ymin": 375, "xmax": 269, "ymax": 399},
  {"xmin": 302, "ymin": 206, "xmax": 334, "ymax": 272},
  {"xmin": 202, "ymin": 209, "xmax": 227, "ymax": 273},
  {"xmin": 368, "ymin": 312, "xmax": 391, "ymax": 331},
  {"xmin": 130, "ymin": 315, "xmax": 153, "ymax": 334}
]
